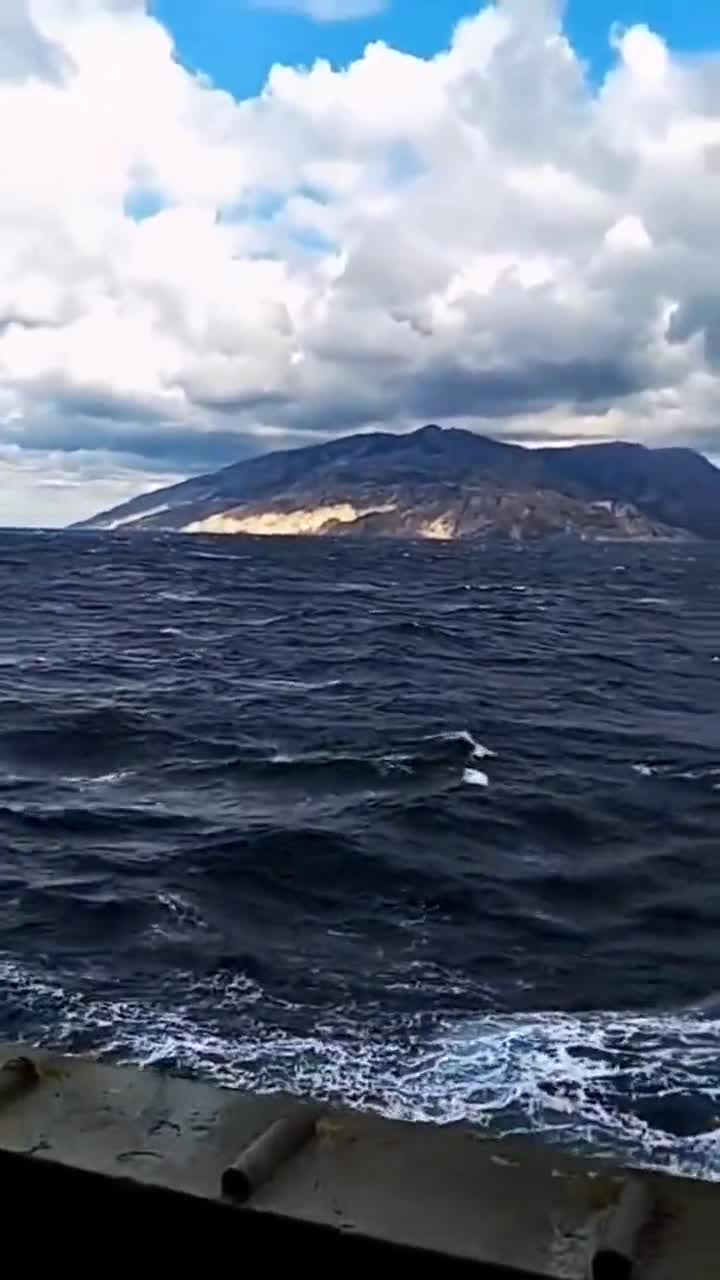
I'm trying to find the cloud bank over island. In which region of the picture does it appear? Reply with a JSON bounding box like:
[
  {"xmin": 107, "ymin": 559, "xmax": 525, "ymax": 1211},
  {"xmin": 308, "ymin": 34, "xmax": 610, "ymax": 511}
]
[{"xmin": 2, "ymin": 0, "xmax": 720, "ymax": 523}]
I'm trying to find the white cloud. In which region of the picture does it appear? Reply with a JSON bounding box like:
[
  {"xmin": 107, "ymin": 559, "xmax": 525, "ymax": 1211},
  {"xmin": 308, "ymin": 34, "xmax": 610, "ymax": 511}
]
[
  {"xmin": 2, "ymin": 0, "xmax": 720, "ymax": 523},
  {"xmin": 0, "ymin": 0, "xmax": 71, "ymax": 82},
  {"xmin": 0, "ymin": 444, "xmax": 184, "ymax": 529}
]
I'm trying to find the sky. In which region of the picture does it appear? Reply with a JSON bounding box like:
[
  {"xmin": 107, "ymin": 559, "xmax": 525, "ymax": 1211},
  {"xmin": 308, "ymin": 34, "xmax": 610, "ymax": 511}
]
[{"xmin": 2, "ymin": 2, "xmax": 720, "ymax": 525}]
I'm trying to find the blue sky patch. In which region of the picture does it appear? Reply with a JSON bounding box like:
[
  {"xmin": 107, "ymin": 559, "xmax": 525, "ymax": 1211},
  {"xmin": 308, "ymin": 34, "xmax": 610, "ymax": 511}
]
[
  {"xmin": 152, "ymin": 0, "xmax": 719, "ymax": 102},
  {"xmin": 123, "ymin": 188, "xmax": 168, "ymax": 222}
]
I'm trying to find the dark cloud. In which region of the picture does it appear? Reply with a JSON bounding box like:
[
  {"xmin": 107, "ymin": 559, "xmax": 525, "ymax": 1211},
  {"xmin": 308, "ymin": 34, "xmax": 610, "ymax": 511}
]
[
  {"xmin": 280, "ymin": 395, "xmax": 387, "ymax": 435},
  {"xmin": 6, "ymin": 348, "xmax": 664, "ymax": 480},
  {"xmin": 1, "ymin": 416, "xmax": 262, "ymax": 472},
  {"xmin": 187, "ymin": 387, "xmax": 293, "ymax": 414},
  {"xmin": 667, "ymin": 296, "xmax": 720, "ymax": 366},
  {"xmin": 46, "ymin": 388, "xmax": 168, "ymax": 425},
  {"xmin": 405, "ymin": 357, "xmax": 648, "ymax": 421}
]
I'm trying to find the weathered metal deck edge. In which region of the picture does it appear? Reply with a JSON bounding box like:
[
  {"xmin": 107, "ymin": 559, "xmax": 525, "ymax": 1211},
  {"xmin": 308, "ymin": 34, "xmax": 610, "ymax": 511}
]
[{"xmin": 0, "ymin": 1043, "xmax": 717, "ymax": 1278}]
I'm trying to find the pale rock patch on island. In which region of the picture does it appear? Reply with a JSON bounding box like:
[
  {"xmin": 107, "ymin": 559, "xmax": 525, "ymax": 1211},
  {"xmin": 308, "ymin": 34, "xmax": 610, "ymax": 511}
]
[
  {"xmin": 420, "ymin": 517, "xmax": 457, "ymax": 541},
  {"xmin": 183, "ymin": 503, "xmax": 396, "ymax": 536}
]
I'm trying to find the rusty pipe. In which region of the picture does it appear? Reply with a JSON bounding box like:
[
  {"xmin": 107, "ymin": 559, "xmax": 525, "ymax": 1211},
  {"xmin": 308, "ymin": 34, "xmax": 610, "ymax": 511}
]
[
  {"xmin": 592, "ymin": 1177, "xmax": 654, "ymax": 1280},
  {"xmin": 0, "ymin": 1056, "xmax": 39, "ymax": 1104},
  {"xmin": 222, "ymin": 1109, "xmax": 320, "ymax": 1202}
]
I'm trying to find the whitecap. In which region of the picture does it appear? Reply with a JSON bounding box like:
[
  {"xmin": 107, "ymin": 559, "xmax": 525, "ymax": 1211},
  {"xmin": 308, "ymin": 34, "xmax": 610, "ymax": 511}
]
[
  {"xmin": 190, "ymin": 551, "xmax": 243, "ymax": 562},
  {"xmin": 61, "ymin": 771, "xmax": 134, "ymax": 786},
  {"xmin": 241, "ymin": 615, "xmax": 287, "ymax": 628},
  {"xmin": 377, "ymin": 753, "xmax": 414, "ymax": 775},
  {"xmin": 431, "ymin": 729, "xmax": 496, "ymax": 759},
  {"xmin": 158, "ymin": 590, "xmax": 203, "ymax": 604},
  {"xmin": 462, "ymin": 768, "xmax": 489, "ymax": 787},
  {"xmin": 632, "ymin": 764, "xmax": 655, "ymax": 778},
  {"xmin": 4, "ymin": 957, "xmax": 718, "ymax": 1179},
  {"xmin": 673, "ymin": 766, "xmax": 720, "ymax": 783},
  {"xmin": 152, "ymin": 891, "xmax": 207, "ymax": 935},
  {"xmin": 256, "ymin": 677, "xmax": 342, "ymax": 693}
]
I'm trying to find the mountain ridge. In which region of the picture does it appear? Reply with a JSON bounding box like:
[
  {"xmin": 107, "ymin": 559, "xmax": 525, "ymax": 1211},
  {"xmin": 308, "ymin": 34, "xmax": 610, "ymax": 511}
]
[{"xmin": 73, "ymin": 425, "xmax": 720, "ymax": 541}]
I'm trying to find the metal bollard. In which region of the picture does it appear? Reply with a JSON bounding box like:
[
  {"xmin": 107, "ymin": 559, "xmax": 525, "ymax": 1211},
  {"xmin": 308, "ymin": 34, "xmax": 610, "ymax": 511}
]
[
  {"xmin": 591, "ymin": 1177, "xmax": 654, "ymax": 1280},
  {"xmin": 222, "ymin": 1109, "xmax": 320, "ymax": 1202}
]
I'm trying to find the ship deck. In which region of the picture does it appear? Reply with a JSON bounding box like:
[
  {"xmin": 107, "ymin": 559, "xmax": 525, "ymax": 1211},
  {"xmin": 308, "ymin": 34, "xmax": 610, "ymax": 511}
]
[{"xmin": 0, "ymin": 1042, "xmax": 717, "ymax": 1277}]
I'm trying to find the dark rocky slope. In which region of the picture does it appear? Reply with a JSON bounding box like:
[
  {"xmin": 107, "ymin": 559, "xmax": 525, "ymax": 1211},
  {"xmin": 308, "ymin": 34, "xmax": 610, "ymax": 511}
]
[{"xmin": 74, "ymin": 425, "xmax": 718, "ymax": 540}]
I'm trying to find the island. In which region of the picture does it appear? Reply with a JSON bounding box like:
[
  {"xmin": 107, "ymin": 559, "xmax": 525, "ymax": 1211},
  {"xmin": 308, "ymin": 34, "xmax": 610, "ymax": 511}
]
[{"xmin": 74, "ymin": 424, "xmax": 720, "ymax": 541}]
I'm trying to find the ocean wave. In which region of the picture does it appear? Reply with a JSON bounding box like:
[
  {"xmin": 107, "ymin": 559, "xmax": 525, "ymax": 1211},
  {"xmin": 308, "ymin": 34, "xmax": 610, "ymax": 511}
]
[
  {"xmin": 433, "ymin": 729, "xmax": 496, "ymax": 760},
  {"xmin": 60, "ymin": 771, "xmax": 135, "ymax": 786},
  {"xmin": 0, "ymin": 803, "xmax": 189, "ymax": 834},
  {"xmin": 150, "ymin": 892, "xmax": 209, "ymax": 938},
  {"xmin": 238, "ymin": 614, "xmax": 289, "ymax": 628},
  {"xmin": 0, "ymin": 708, "xmax": 163, "ymax": 771},
  {"xmin": 3, "ymin": 958, "xmax": 718, "ymax": 1179},
  {"xmin": 462, "ymin": 768, "xmax": 490, "ymax": 787},
  {"xmin": 162, "ymin": 729, "xmax": 497, "ymax": 793},
  {"xmin": 3, "ymin": 532, "xmax": 720, "ymax": 1177},
  {"xmin": 632, "ymin": 762, "xmax": 720, "ymax": 784},
  {"xmin": 253, "ymin": 677, "xmax": 343, "ymax": 692}
]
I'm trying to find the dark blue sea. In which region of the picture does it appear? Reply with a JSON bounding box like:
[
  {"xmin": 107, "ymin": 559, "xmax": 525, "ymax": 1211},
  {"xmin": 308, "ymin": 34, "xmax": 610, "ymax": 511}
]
[{"xmin": 2, "ymin": 530, "xmax": 720, "ymax": 1178}]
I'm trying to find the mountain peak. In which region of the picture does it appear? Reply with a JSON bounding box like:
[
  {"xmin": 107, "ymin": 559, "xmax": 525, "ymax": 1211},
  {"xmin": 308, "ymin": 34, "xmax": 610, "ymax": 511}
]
[{"xmin": 73, "ymin": 426, "xmax": 719, "ymax": 541}]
